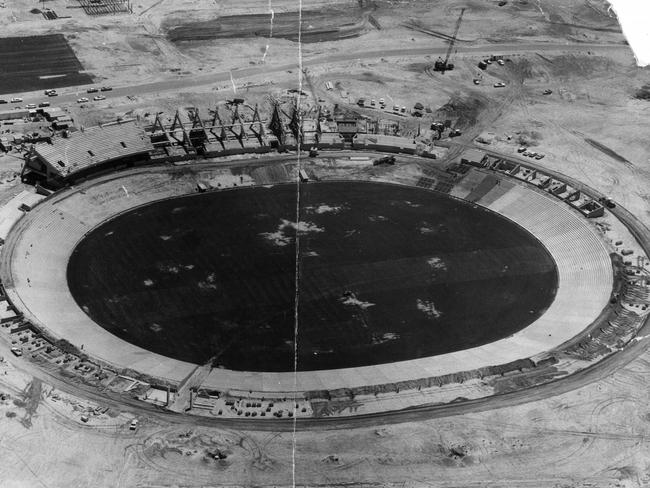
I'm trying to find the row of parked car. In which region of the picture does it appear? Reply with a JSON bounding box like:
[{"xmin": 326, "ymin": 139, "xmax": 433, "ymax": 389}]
[
  {"xmin": 0, "ymin": 86, "xmax": 113, "ymax": 106},
  {"xmin": 517, "ymin": 146, "xmax": 545, "ymax": 159}
]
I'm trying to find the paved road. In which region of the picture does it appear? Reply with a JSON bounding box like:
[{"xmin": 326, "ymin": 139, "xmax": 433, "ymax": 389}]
[
  {"xmin": 1, "ymin": 146, "xmax": 648, "ymax": 432},
  {"xmin": 12, "ymin": 41, "xmax": 628, "ymax": 105}
]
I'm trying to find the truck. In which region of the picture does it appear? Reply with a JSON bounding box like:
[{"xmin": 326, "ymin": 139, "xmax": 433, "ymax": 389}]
[{"xmin": 373, "ymin": 155, "xmax": 396, "ymax": 166}]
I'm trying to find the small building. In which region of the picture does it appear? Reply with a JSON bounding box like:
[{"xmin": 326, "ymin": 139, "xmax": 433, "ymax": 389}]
[
  {"xmin": 0, "ymin": 109, "xmax": 29, "ymax": 121},
  {"xmin": 460, "ymin": 149, "xmax": 488, "ymax": 167},
  {"xmin": 41, "ymin": 107, "xmax": 66, "ymax": 122}
]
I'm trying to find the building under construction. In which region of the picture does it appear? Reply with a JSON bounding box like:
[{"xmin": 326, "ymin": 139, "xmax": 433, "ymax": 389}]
[{"xmin": 22, "ymin": 99, "xmax": 436, "ymax": 188}]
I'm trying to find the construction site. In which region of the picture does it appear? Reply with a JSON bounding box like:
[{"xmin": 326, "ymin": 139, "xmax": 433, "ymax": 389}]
[{"xmin": 1, "ymin": 0, "xmax": 650, "ymax": 487}]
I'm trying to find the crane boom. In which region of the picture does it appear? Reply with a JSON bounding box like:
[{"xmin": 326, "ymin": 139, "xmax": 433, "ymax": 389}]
[
  {"xmin": 433, "ymin": 7, "xmax": 465, "ymax": 73},
  {"xmin": 443, "ymin": 8, "xmax": 465, "ymax": 66}
]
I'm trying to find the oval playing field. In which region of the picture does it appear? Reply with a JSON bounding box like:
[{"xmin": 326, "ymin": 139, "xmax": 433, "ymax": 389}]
[{"xmin": 66, "ymin": 180, "xmax": 558, "ymax": 372}]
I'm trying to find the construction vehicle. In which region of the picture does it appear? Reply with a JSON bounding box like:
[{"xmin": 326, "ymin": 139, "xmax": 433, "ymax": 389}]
[
  {"xmin": 373, "ymin": 155, "xmax": 396, "ymax": 166},
  {"xmin": 433, "ymin": 8, "xmax": 465, "ymax": 73},
  {"xmin": 430, "ymin": 122, "xmax": 445, "ymax": 140}
]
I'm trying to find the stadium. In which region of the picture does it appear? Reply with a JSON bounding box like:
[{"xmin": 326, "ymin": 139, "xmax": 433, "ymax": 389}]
[
  {"xmin": 0, "ymin": 110, "xmax": 642, "ymax": 419},
  {"xmin": 2, "ymin": 0, "xmax": 650, "ymax": 484}
]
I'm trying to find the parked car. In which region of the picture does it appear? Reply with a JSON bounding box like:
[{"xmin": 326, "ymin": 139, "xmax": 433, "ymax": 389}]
[
  {"xmin": 534, "ymin": 153, "xmax": 545, "ymax": 159},
  {"xmin": 10, "ymin": 97, "xmax": 22, "ymax": 103},
  {"xmin": 543, "ymin": 89, "xmax": 553, "ymax": 95},
  {"xmin": 38, "ymin": 102, "xmax": 50, "ymax": 107},
  {"xmin": 47, "ymin": 91, "xmax": 58, "ymax": 97},
  {"xmin": 86, "ymin": 87, "xmax": 98, "ymax": 93},
  {"xmin": 44, "ymin": 89, "xmax": 56, "ymax": 96},
  {"xmin": 497, "ymin": 59, "xmax": 505, "ymax": 66},
  {"xmin": 26, "ymin": 103, "xmax": 37, "ymax": 109},
  {"xmin": 517, "ymin": 146, "xmax": 527, "ymax": 153},
  {"xmin": 77, "ymin": 97, "xmax": 89, "ymax": 103},
  {"xmin": 0, "ymin": 99, "xmax": 7, "ymax": 104},
  {"xmin": 10, "ymin": 347, "xmax": 22, "ymax": 357},
  {"xmin": 493, "ymin": 82, "xmax": 506, "ymax": 88},
  {"xmin": 129, "ymin": 419, "xmax": 138, "ymax": 430},
  {"xmin": 100, "ymin": 86, "xmax": 113, "ymax": 91},
  {"xmin": 93, "ymin": 95, "xmax": 106, "ymax": 101}
]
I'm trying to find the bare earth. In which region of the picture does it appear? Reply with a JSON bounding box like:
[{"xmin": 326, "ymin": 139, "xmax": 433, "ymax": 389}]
[{"xmin": 1, "ymin": 0, "xmax": 650, "ymax": 486}]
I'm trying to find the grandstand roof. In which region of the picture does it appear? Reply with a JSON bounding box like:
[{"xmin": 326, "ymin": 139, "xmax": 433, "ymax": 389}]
[{"xmin": 32, "ymin": 121, "xmax": 153, "ymax": 178}]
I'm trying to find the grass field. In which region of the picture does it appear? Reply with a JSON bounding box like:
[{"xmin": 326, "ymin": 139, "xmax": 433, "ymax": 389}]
[{"xmin": 67, "ymin": 181, "xmax": 558, "ymax": 372}]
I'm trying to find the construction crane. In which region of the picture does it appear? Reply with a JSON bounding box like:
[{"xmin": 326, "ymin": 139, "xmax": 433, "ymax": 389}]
[{"xmin": 433, "ymin": 8, "xmax": 465, "ymax": 73}]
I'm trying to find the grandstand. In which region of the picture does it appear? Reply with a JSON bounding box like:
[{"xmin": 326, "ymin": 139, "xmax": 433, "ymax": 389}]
[{"xmin": 24, "ymin": 120, "xmax": 153, "ymax": 186}]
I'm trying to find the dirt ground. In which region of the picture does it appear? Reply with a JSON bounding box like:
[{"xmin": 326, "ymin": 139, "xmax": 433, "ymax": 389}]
[{"xmin": 1, "ymin": 0, "xmax": 650, "ymax": 486}]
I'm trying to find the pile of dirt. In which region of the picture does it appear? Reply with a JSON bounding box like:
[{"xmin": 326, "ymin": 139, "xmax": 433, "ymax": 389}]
[
  {"xmin": 634, "ymin": 84, "xmax": 650, "ymax": 101},
  {"xmin": 513, "ymin": 129, "xmax": 542, "ymax": 147},
  {"xmin": 435, "ymin": 92, "xmax": 488, "ymax": 128}
]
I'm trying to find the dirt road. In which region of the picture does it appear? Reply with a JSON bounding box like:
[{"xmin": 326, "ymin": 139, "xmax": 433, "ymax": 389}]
[{"xmin": 11, "ymin": 42, "xmax": 627, "ymax": 104}]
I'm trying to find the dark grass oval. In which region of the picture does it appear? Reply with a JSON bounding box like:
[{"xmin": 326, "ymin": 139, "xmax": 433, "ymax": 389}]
[{"xmin": 67, "ymin": 181, "xmax": 558, "ymax": 372}]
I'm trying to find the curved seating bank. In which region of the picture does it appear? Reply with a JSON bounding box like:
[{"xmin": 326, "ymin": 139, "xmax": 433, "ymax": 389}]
[{"xmin": 0, "ymin": 146, "xmax": 620, "ymax": 397}]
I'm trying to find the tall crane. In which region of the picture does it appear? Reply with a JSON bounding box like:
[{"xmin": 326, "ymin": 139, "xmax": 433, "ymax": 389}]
[{"xmin": 433, "ymin": 8, "xmax": 465, "ymax": 73}]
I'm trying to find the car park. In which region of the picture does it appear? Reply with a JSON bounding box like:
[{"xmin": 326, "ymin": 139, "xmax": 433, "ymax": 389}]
[
  {"xmin": 93, "ymin": 95, "xmax": 106, "ymax": 101},
  {"xmin": 77, "ymin": 97, "xmax": 89, "ymax": 103}
]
